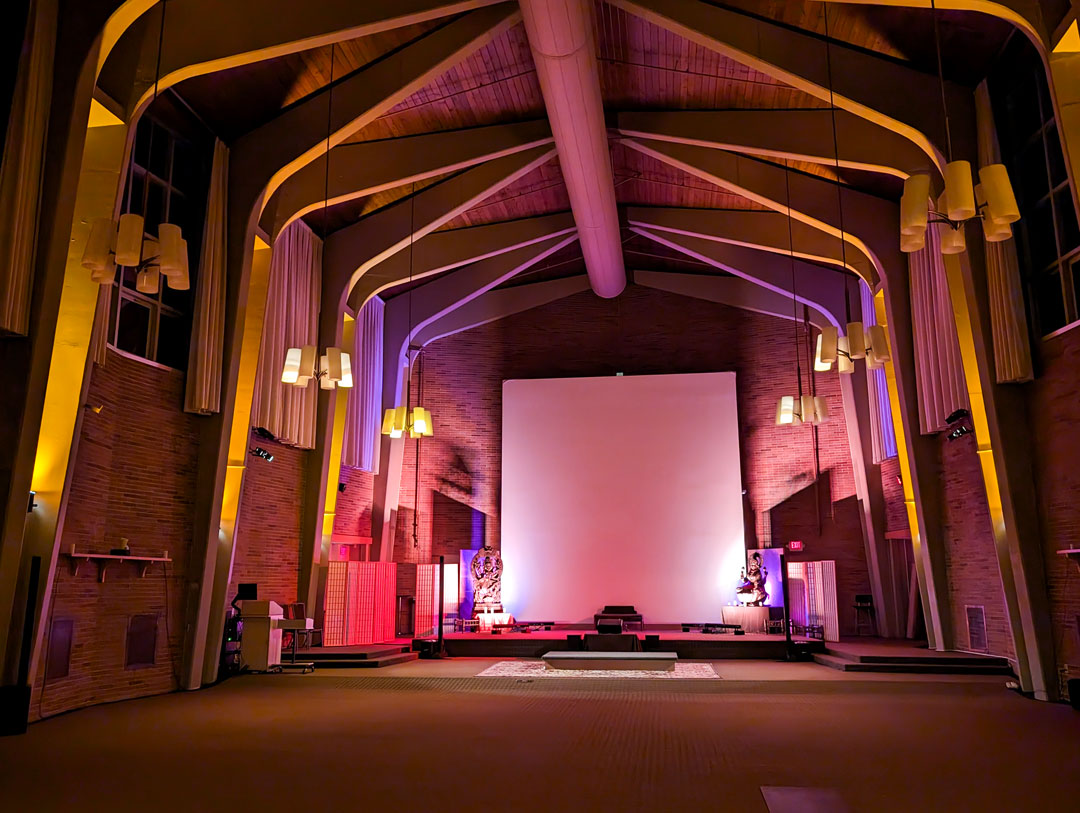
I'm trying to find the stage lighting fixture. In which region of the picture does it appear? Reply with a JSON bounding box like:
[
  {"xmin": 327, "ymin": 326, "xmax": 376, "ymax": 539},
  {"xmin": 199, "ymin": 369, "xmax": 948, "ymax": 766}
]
[
  {"xmin": 945, "ymin": 409, "xmax": 972, "ymax": 441},
  {"xmin": 249, "ymin": 447, "xmax": 274, "ymax": 462}
]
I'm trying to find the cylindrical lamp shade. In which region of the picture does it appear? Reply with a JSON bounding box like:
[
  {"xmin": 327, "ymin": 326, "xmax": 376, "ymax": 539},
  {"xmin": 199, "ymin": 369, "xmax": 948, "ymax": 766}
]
[
  {"xmin": 846, "ymin": 322, "xmax": 865, "ymax": 359},
  {"xmin": 299, "ymin": 345, "xmax": 318, "ymax": 379},
  {"xmin": 339, "ymin": 352, "xmax": 353, "ymax": 388},
  {"xmin": 944, "ymin": 160, "xmax": 976, "ymax": 221},
  {"xmin": 115, "ymin": 213, "xmax": 144, "ymax": 266},
  {"xmin": 813, "ymin": 396, "xmax": 829, "ymax": 424},
  {"xmin": 776, "ymin": 395, "xmax": 797, "ymax": 426},
  {"xmin": 837, "ymin": 336, "xmax": 854, "ymax": 374},
  {"xmin": 867, "ymin": 325, "xmax": 891, "ymax": 363},
  {"xmin": 939, "ymin": 223, "xmax": 966, "ymax": 255},
  {"xmin": 816, "ymin": 327, "xmax": 838, "ymax": 370},
  {"xmin": 282, "ymin": 347, "xmax": 303, "ymax": 383},
  {"xmin": 979, "ymin": 164, "xmax": 1020, "ymax": 224},
  {"xmin": 319, "ymin": 374, "xmax": 335, "ymax": 390},
  {"xmin": 90, "ymin": 257, "xmax": 116, "ymax": 284},
  {"xmin": 900, "ymin": 173, "xmax": 931, "ymax": 235},
  {"xmin": 381, "ymin": 406, "xmax": 408, "ymax": 438},
  {"xmin": 800, "ymin": 395, "xmax": 816, "ymax": 424},
  {"xmin": 900, "ymin": 230, "xmax": 926, "ymax": 254},
  {"xmin": 82, "ymin": 218, "xmax": 114, "ymax": 272},
  {"xmin": 411, "ymin": 406, "xmax": 429, "ymax": 437},
  {"xmin": 325, "ymin": 347, "xmax": 343, "ymax": 381},
  {"xmin": 136, "ymin": 267, "xmax": 159, "ymax": 294},
  {"xmin": 157, "ymin": 223, "xmax": 183, "ymax": 276}
]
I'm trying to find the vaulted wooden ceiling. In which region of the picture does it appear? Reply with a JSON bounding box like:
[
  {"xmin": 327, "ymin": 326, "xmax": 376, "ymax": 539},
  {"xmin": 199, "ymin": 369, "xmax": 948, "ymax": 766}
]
[{"xmin": 171, "ymin": 0, "xmax": 1016, "ymax": 294}]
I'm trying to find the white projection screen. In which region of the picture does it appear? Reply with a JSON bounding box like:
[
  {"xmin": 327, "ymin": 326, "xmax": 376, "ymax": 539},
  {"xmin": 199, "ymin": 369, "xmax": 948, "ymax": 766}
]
[{"xmin": 500, "ymin": 372, "xmax": 746, "ymax": 624}]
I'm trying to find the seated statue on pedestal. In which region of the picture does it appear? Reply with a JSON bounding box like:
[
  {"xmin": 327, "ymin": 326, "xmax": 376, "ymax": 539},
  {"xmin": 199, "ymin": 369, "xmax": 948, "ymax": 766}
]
[
  {"xmin": 471, "ymin": 545, "xmax": 504, "ymax": 614},
  {"xmin": 736, "ymin": 551, "xmax": 769, "ymax": 607}
]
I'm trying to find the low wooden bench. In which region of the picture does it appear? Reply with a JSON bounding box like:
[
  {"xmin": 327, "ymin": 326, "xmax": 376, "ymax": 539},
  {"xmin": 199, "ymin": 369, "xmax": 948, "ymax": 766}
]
[{"xmin": 542, "ymin": 651, "xmax": 678, "ymax": 671}]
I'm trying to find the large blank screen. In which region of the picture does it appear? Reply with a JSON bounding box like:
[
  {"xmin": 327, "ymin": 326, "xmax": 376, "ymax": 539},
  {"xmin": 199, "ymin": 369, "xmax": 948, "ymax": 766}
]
[{"xmin": 501, "ymin": 372, "xmax": 746, "ymax": 623}]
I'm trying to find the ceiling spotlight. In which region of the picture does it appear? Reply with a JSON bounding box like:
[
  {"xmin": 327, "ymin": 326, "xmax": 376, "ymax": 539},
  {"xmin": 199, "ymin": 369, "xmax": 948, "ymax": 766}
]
[
  {"xmin": 947, "ymin": 425, "xmax": 972, "ymax": 441},
  {"xmin": 945, "ymin": 409, "xmax": 972, "ymax": 441},
  {"xmin": 250, "ymin": 447, "xmax": 274, "ymax": 462}
]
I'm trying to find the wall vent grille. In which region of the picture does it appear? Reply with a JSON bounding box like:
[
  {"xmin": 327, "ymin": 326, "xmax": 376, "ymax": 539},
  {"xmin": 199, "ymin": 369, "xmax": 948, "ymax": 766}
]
[{"xmin": 966, "ymin": 605, "xmax": 988, "ymax": 653}]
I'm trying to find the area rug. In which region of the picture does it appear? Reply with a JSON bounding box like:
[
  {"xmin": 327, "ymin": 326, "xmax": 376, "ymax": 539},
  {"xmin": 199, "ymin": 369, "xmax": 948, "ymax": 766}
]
[{"xmin": 476, "ymin": 661, "xmax": 720, "ymax": 679}]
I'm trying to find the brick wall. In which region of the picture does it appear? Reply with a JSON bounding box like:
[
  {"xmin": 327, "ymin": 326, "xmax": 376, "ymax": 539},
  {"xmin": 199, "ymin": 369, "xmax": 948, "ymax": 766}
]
[
  {"xmin": 880, "ymin": 456, "xmax": 909, "ymax": 535},
  {"xmin": 31, "ymin": 351, "xmax": 198, "ymax": 719},
  {"xmin": 938, "ymin": 432, "xmax": 1016, "ymax": 659},
  {"xmin": 227, "ymin": 432, "xmax": 307, "ymax": 608},
  {"xmin": 388, "ymin": 284, "xmax": 871, "ymax": 619},
  {"xmin": 1029, "ymin": 326, "xmax": 1080, "ymax": 694}
]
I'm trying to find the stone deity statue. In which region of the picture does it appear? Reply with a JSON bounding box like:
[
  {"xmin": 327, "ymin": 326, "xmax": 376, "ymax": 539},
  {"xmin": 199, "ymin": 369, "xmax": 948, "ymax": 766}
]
[
  {"xmin": 470, "ymin": 545, "xmax": 504, "ymax": 613},
  {"xmin": 736, "ymin": 551, "xmax": 769, "ymax": 606}
]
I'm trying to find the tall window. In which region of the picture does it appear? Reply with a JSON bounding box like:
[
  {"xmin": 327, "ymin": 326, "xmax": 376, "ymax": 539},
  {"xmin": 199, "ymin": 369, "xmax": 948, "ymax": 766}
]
[
  {"xmin": 989, "ymin": 35, "xmax": 1080, "ymax": 337},
  {"xmin": 109, "ymin": 111, "xmax": 209, "ymax": 370}
]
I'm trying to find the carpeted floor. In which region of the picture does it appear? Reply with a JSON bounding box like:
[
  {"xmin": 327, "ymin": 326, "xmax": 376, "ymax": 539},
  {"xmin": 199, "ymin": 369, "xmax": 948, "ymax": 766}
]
[{"xmin": 2, "ymin": 665, "xmax": 1078, "ymax": 812}]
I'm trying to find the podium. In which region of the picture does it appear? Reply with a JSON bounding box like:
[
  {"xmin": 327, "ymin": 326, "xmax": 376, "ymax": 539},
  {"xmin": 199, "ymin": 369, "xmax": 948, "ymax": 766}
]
[{"xmin": 240, "ymin": 600, "xmax": 283, "ymax": 671}]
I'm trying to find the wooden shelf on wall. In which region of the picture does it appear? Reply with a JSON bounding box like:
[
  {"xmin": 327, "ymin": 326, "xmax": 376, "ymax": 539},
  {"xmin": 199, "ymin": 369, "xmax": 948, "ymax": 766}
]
[{"xmin": 66, "ymin": 546, "xmax": 171, "ymax": 583}]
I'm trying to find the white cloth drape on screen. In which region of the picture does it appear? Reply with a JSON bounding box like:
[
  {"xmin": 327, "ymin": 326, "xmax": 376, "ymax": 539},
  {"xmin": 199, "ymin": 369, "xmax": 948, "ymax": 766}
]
[
  {"xmin": 184, "ymin": 139, "xmax": 228, "ymax": 413},
  {"xmin": 341, "ymin": 295, "xmax": 384, "ymax": 471},
  {"xmin": 250, "ymin": 220, "xmax": 322, "ymax": 448},
  {"xmin": 859, "ymin": 281, "xmax": 898, "ymax": 461},
  {"xmin": 909, "ymin": 220, "xmax": 969, "ymax": 434},
  {"xmin": 976, "ymin": 80, "xmax": 1033, "ymax": 383},
  {"xmin": 0, "ymin": 0, "xmax": 54, "ymax": 335}
]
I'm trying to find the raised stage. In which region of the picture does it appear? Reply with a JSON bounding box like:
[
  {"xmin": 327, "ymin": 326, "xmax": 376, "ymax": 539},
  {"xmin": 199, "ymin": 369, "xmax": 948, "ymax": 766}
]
[{"xmin": 430, "ymin": 629, "xmax": 821, "ymax": 660}]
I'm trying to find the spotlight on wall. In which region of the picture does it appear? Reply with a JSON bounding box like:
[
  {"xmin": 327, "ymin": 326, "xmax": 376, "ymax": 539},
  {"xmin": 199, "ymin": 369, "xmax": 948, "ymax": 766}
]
[
  {"xmin": 83, "ymin": 403, "xmax": 104, "ymax": 414},
  {"xmin": 249, "ymin": 447, "xmax": 274, "ymax": 463},
  {"xmin": 338, "ymin": 482, "xmax": 346, "ymax": 493},
  {"xmin": 945, "ymin": 408, "xmax": 972, "ymax": 441}
]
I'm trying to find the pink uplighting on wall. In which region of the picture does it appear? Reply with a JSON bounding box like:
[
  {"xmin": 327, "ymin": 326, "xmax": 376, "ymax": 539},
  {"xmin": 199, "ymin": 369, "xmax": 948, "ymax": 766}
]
[{"xmin": 324, "ymin": 561, "xmax": 396, "ymax": 645}]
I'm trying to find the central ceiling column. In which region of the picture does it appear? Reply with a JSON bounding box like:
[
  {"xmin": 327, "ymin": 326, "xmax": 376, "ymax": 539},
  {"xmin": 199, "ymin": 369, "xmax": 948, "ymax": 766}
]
[{"xmin": 520, "ymin": 0, "xmax": 625, "ymax": 298}]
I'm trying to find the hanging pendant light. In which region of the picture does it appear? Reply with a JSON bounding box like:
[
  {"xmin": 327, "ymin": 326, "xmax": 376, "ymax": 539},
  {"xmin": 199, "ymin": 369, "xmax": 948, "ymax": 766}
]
[
  {"xmin": 80, "ymin": 0, "xmax": 189, "ymax": 289},
  {"xmin": 814, "ymin": 6, "xmax": 889, "ymax": 378},
  {"xmin": 381, "ymin": 182, "xmax": 435, "ymax": 439},
  {"xmin": 280, "ymin": 343, "xmax": 352, "ymax": 389},
  {"xmin": 897, "ymin": 0, "xmax": 1020, "ymax": 254}
]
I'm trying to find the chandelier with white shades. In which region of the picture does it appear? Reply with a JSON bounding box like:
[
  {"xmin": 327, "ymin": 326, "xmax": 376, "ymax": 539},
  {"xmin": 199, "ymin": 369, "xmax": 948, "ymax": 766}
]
[
  {"xmin": 80, "ymin": 1, "xmax": 189, "ymax": 294},
  {"xmin": 281, "ymin": 345, "xmax": 352, "ymax": 390},
  {"xmin": 899, "ymin": 0, "xmax": 1020, "ymax": 255}
]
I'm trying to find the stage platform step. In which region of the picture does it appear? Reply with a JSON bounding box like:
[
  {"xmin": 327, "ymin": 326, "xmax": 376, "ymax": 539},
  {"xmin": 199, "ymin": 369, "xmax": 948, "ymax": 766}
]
[
  {"xmin": 813, "ymin": 651, "xmax": 1014, "ymax": 675},
  {"xmin": 293, "ymin": 645, "xmax": 418, "ymax": 669}
]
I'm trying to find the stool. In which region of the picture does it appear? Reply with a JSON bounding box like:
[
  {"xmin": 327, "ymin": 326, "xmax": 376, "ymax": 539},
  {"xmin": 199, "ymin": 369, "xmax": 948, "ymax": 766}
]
[{"xmin": 854, "ymin": 594, "xmax": 876, "ymax": 636}]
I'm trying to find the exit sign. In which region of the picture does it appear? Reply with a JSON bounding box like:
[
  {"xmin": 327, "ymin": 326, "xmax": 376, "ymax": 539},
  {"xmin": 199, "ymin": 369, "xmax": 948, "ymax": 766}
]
[{"xmin": 787, "ymin": 540, "xmax": 804, "ymax": 552}]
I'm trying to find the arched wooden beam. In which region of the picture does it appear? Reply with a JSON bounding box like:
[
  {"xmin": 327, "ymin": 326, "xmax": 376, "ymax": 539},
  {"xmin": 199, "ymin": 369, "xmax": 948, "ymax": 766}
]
[
  {"xmin": 626, "ymin": 206, "xmax": 874, "ymax": 282},
  {"xmin": 623, "ymin": 138, "xmax": 893, "ymax": 290},
  {"xmin": 617, "ymin": 109, "xmax": 933, "ymax": 180},
  {"xmin": 101, "ymin": 0, "xmax": 510, "ymax": 118},
  {"xmin": 348, "ymin": 213, "xmax": 577, "ymax": 314},
  {"xmin": 608, "ymin": 0, "xmax": 978, "ymax": 172},
  {"xmin": 263, "ymin": 121, "xmax": 554, "ymax": 240}
]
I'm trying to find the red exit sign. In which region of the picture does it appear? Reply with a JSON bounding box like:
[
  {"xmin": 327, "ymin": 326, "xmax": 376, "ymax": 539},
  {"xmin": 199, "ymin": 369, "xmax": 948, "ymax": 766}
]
[{"xmin": 787, "ymin": 540, "xmax": 804, "ymax": 552}]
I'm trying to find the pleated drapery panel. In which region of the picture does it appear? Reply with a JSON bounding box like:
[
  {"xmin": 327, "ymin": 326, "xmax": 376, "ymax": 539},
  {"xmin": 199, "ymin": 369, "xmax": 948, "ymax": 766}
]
[
  {"xmin": 341, "ymin": 295, "xmax": 384, "ymax": 472},
  {"xmin": 0, "ymin": 0, "xmax": 54, "ymax": 335},
  {"xmin": 976, "ymin": 80, "xmax": 1033, "ymax": 383},
  {"xmin": 909, "ymin": 220, "xmax": 969, "ymax": 434},
  {"xmin": 251, "ymin": 220, "xmax": 322, "ymax": 449},
  {"xmin": 860, "ymin": 280, "xmax": 897, "ymax": 461},
  {"xmin": 185, "ymin": 139, "xmax": 228, "ymax": 413}
]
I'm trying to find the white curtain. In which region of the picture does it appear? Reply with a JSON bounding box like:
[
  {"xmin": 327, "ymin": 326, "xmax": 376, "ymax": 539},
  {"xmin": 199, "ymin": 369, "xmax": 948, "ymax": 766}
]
[
  {"xmin": 909, "ymin": 220, "xmax": 969, "ymax": 434},
  {"xmin": 860, "ymin": 281, "xmax": 897, "ymax": 461},
  {"xmin": 976, "ymin": 80, "xmax": 1033, "ymax": 383},
  {"xmin": 185, "ymin": 139, "xmax": 228, "ymax": 413},
  {"xmin": 251, "ymin": 220, "xmax": 322, "ymax": 448},
  {"xmin": 0, "ymin": 0, "xmax": 54, "ymax": 335},
  {"xmin": 341, "ymin": 295, "xmax": 384, "ymax": 471}
]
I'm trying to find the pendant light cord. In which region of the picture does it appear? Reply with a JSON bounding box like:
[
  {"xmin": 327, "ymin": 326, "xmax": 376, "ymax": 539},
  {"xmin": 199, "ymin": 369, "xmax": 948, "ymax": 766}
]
[
  {"xmin": 784, "ymin": 168, "xmax": 802, "ymax": 398},
  {"xmin": 929, "ymin": 0, "xmax": 954, "ymax": 163},
  {"xmin": 321, "ymin": 43, "xmax": 335, "ymax": 240},
  {"xmin": 821, "ymin": 6, "xmax": 849, "ymax": 280}
]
